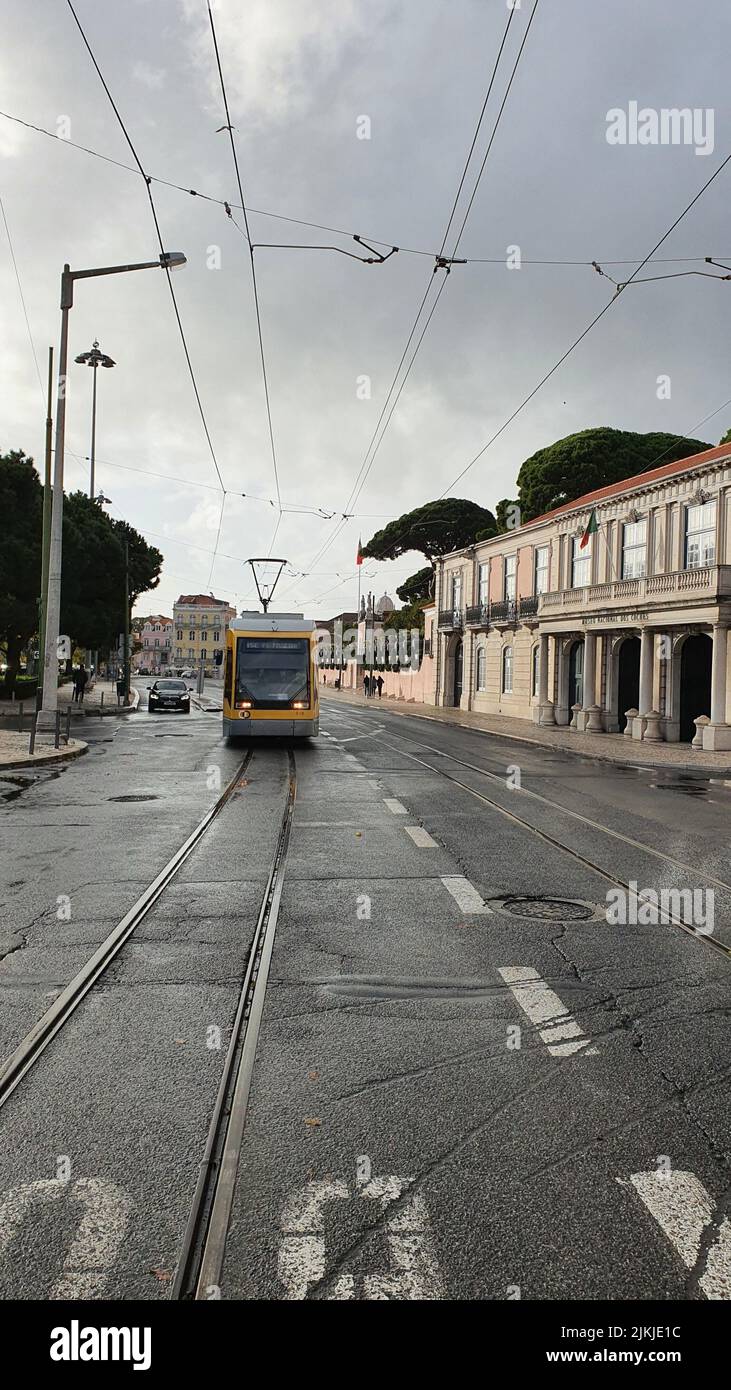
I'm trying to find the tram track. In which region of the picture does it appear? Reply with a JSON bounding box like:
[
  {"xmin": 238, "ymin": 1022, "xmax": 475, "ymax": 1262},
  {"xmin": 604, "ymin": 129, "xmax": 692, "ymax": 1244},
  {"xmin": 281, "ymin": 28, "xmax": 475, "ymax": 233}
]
[
  {"xmin": 379, "ymin": 729, "xmax": 731, "ymax": 963},
  {"xmin": 0, "ymin": 749, "xmax": 254, "ymax": 1109},
  {"xmin": 171, "ymin": 748, "xmax": 296, "ymax": 1300}
]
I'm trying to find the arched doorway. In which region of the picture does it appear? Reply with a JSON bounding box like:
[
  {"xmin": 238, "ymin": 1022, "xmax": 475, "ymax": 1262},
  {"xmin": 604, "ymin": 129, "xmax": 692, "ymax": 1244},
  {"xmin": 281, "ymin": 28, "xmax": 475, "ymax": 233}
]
[
  {"xmin": 453, "ymin": 639, "xmax": 463, "ymax": 706},
  {"xmin": 617, "ymin": 636, "xmax": 640, "ymax": 732},
  {"xmin": 680, "ymin": 634, "xmax": 712, "ymax": 742},
  {"xmin": 568, "ymin": 639, "xmax": 584, "ymax": 710}
]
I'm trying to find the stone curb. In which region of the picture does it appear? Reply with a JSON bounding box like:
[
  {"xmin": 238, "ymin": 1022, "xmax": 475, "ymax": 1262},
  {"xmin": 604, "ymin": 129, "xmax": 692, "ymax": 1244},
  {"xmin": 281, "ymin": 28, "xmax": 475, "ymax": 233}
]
[{"xmin": 0, "ymin": 739, "xmax": 88, "ymax": 772}]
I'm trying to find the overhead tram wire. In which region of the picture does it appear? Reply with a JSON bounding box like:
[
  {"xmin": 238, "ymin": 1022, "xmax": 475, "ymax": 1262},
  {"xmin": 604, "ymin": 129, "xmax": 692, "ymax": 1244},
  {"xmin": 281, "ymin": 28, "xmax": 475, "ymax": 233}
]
[
  {"xmin": 341, "ymin": 3, "xmax": 525, "ymax": 522},
  {"xmin": 288, "ymin": 0, "xmax": 540, "ymax": 605},
  {"xmin": 277, "ymin": 4, "xmax": 527, "ymax": 604},
  {"xmin": 206, "ymin": 0, "xmax": 282, "ymax": 544},
  {"xmin": 439, "ymin": 144, "xmax": 731, "ymax": 498},
  {"xmin": 346, "ymin": 0, "xmax": 541, "ymax": 525},
  {"xmin": 64, "ymin": 0, "xmax": 227, "ymax": 497},
  {"xmin": 2, "ymin": 110, "xmax": 726, "ymax": 273},
  {"xmin": 0, "ymin": 192, "xmax": 46, "ymax": 406}
]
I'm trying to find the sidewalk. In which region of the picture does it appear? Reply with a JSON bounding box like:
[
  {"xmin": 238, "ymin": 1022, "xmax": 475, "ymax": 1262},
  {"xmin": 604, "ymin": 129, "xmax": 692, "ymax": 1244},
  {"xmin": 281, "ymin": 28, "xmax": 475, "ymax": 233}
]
[
  {"xmin": 323, "ymin": 687, "xmax": 731, "ymax": 773},
  {"xmin": 0, "ymin": 728, "xmax": 87, "ymax": 770},
  {"xmin": 0, "ymin": 679, "xmax": 139, "ymax": 722}
]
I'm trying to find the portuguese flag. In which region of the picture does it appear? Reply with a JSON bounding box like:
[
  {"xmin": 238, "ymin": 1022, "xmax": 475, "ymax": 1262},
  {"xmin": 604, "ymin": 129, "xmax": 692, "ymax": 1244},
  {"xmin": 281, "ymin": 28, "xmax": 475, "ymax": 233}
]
[
  {"xmin": 579, "ymin": 508, "xmax": 598, "ymax": 549},
  {"xmin": 356, "ymin": 537, "xmax": 363, "ymax": 566}
]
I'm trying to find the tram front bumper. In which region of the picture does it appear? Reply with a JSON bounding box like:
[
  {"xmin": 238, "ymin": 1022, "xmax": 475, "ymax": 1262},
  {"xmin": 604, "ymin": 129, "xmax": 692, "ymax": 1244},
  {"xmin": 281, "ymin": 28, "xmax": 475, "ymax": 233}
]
[{"xmin": 224, "ymin": 715, "xmax": 319, "ymax": 738}]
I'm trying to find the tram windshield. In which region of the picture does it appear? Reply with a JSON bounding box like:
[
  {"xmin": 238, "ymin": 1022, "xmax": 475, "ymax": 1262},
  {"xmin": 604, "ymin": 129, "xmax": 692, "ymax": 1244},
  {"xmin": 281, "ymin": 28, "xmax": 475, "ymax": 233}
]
[{"xmin": 236, "ymin": 637, "xmax": 310, "ymax": 705}]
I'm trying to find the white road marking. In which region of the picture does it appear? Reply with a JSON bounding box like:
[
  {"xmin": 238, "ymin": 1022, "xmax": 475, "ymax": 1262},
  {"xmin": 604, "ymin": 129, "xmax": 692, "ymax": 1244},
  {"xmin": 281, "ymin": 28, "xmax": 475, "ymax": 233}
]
[
  {"xmin": 623, "ymin": 1170, "xmax": 731, "ymax": 1299},
  {"xmin": 369, "ymin": 780, "xmax": 383, "ymax": 791},
  {"xmin": 384, "ymin": 798, "xmax": 407, "ymax": 815},
  {"xmin": 0, "ymin": 1177, "xmax": 132, "ymax": 1298},
  {"xmin": 440, "ymin": 876, "xmax": 493, "ymax": 915},
  {"xmin": 341, "ymin": 727, "xmax": 385, "ymax": 743},
  {"xmin": 278, "ymin": 1176, "xmax": 444, "ymax": 1299},
  {"xmin": 498, "ymin": 966, "xmax": 597, "ymax": 1056},
  {"xmin": 344, "ymin": 755, "xmax": 366, "ymax": 771},
  {"xmin": 404, "ymin": 825, "xmax": 438, "ymax": 849},
  {"xmin": 297, "ymin": 821, "xmax": 367, "ymax": 828}
]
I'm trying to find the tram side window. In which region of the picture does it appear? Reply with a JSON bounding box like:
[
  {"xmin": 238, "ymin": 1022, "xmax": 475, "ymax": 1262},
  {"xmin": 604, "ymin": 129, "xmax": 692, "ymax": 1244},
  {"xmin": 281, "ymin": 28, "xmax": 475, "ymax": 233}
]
[
  {"xmin": 236, "ymin": 638, "xmax": 310, "ymax": 706},
  {"xmin": 225, "ymin": 645, "xmax": 233, "ymax": 702}
]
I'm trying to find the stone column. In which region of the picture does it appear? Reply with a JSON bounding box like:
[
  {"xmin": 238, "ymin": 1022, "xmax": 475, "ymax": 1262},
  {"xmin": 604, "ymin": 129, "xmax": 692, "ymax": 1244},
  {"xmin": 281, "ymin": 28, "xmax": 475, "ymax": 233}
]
[
  {"xmin": 633, "ymin": 626, "xmax": 654, "ymax": 740},
  {"xmin": 538, "ymin": 632, "xmax": 555, "ymax": 724},
  {"xmin": 703, "ymin": 625, "xmax": 731, "ymax": 750}
]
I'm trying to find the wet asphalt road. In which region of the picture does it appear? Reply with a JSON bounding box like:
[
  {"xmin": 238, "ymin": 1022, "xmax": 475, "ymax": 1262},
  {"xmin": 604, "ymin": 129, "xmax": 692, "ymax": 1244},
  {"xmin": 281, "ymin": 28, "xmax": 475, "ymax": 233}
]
[{"xmin": 0, "ymin": 693, "xmax": 728, "ymax": 1300}]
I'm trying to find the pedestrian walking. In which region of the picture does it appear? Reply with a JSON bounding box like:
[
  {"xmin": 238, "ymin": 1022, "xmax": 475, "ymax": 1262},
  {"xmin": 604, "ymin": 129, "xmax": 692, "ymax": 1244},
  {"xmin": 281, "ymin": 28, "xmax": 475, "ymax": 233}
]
[
  {"xmin": 76, "ymin": 663, "xmax": 88, "ymax": 704},
  {"xmin": 363, "ymin": 673, "xmax": 370, "ymax": 697},
  {"xmin": 376, "ymin": 675, "xmax": 384, "ymax": 698}
]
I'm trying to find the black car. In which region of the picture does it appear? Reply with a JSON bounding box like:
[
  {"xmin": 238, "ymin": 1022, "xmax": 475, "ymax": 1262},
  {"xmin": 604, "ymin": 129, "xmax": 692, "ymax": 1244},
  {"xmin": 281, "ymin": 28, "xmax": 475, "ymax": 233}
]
[{"xmin": 147, "ymin": 678, "xmax": 193, "ymax": 713}]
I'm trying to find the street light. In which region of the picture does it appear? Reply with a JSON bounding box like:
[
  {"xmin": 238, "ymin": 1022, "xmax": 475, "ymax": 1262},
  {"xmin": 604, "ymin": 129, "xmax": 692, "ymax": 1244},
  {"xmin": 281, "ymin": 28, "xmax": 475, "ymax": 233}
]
[
  {"xmin": 74, "ymin": 340, "xmax": 116, "ymax": 500},
  {"xmin": 41, "ymin": 251, "xmax": 187, "ymax": 717}
]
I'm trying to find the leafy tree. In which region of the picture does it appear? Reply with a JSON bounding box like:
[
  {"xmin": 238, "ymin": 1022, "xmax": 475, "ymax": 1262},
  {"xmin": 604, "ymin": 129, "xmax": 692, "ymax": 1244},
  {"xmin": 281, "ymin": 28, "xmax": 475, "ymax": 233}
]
[
  {"xmin": 396, "ymin": 566, "xmax": 434, "ymax": 604},
  {"xmin": 60, "ymin": 500, "xmax": 162, "ymax": 650},
  {"xmin": 494, "ymin": 498, "xmax": 521, "ymax": 534},
  {"xmin": 363, "ymin": 499, "xmax": 497, "ymax": 567},
  {"xmin": 516, "ymin": 428, "xmax": 712, "ymax": 521},
  {"xmin": 0, "ymin": 450, "xmax": 42, "ymax": 691},
  {"xmin": 719, "ymin": 428, "xmax": 731, "ymax": 445}
]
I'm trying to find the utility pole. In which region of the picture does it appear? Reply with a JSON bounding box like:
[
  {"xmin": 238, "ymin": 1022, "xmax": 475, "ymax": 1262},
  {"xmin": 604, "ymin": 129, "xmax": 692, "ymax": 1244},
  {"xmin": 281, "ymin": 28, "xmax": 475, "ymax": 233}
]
[
  {"xmin": 36, "ymin": 345, "xmax": 54, "ymax": 709},
  {"xmin": 123, "ymin": 533, "xmax": 130, "ymax": 705},
  {"xmin": 40, "ymin": 250, "xmax": 187, "ymax": 718},
  {"xmin": 75, "ymin": 339, "xmax": 115, "ymax": 499}
]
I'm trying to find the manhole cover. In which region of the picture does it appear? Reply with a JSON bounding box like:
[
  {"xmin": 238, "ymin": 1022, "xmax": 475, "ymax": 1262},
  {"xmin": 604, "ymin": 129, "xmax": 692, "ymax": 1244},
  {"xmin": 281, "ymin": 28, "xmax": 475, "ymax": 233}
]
[
  {"xmin": 108, "ymin": 794, "xmax": 159, "ymax": 802},
  {"xmin": 501, "ymin": 897, "xmax": 594, "ymax": 921}
]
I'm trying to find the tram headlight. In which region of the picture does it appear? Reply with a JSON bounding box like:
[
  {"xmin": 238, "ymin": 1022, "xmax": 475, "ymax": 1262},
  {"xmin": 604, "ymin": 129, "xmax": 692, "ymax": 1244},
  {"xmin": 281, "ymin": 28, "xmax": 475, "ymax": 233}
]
[
  {"xmin": 235, "ymin": 700, "xmax": 252, "ymax": 709},
  {"xmin": 292, "ymin": 701, "xmax": 306, "ymax": 709}
]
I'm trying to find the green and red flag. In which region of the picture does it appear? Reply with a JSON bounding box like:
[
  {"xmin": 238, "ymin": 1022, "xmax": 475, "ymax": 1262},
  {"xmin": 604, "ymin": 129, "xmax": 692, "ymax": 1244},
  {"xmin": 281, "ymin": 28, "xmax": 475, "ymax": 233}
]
[
  {"xmin": 356, "ymin": 537, "xmax": 363, "ymax": 566},
  {"xmin": 579, "ymin": 508, "xmax": 598, "ymax": 549}
]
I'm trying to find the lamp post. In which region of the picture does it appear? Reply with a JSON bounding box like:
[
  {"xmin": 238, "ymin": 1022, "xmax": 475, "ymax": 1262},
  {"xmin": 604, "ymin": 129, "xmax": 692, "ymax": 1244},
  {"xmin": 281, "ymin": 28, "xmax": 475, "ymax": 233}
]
[
  {"xmin": 41, "ymin": 251, "xmax": 186, "ymax": 717},
  {"xmin": 75, "ymin": 339, "xmax": 115, "ymax": 499}
]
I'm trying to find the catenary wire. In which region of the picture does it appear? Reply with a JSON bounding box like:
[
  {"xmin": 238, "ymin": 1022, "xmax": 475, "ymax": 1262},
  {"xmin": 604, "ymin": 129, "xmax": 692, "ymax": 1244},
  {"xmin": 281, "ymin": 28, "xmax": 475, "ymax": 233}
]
[{"xmin": 65, "ymin": 0, "xmax": 227, "ymax": 495}]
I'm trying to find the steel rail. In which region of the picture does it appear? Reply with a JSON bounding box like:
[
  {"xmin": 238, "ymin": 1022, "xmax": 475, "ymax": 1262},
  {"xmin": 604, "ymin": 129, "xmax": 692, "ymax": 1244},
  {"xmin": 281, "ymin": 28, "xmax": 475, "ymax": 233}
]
[
  {"xmin": 172, "ymin": 749, "xmax": 297, "ymax": 1300},
  {"xmin": 0, "ymin": 750, "xmax": 254, "ymax": 1110},
  {"xmin": 379, "ymin": 734, "xmax": 731, "ymax": 963}
]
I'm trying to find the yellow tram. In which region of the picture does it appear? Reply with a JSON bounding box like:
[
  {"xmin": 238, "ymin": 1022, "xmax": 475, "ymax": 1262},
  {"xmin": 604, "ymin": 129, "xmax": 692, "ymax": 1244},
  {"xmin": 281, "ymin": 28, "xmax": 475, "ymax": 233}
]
[{"xmin": 223, "ymin": 611, "xmax": 319, "ymax": 739}]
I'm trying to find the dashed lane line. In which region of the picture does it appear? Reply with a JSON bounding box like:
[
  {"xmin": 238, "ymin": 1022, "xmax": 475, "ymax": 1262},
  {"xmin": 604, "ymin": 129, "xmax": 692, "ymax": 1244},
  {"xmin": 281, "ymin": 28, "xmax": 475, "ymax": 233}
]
[
  {"xmin": 622, "ymin": 1170, "xmax": 731, "ymax": 1300},
  {"xmin": 404, "ymin": 825, "xmax": 439, "ymax": 849},
  {"xmin": 498, "ymin": 965, "xmax": 598, "ymax": 1057},
  {"xmin": 384, "ymin": 798, "xmax": 407, "ymax": 815},
  {"xmin": 440, "ymin": 876, "xmax": 493, "ymax": 914}
]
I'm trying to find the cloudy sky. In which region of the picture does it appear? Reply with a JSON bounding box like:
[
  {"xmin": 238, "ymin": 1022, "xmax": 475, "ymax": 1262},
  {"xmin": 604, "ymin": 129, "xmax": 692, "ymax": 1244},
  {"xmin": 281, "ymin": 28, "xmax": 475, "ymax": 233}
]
[{"xmin": 2, "ymin": 0, "xmax": 729, "ymax": 621}]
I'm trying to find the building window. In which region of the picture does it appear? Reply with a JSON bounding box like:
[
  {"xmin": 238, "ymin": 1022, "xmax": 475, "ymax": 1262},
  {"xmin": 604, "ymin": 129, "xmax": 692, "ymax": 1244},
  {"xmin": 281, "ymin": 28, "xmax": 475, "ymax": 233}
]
[
  {"xmin": 502, "ymin": 645, "xmax": 513, "ymax": 694},
  {"xmin": 154, "ymin": 638, "xmax": 159, "ymax": 646},
  {"xmin": 201, "ymin": 649, "xmax": 207, "ymax": 661},
  {"xmin": 531, "ymin": 644, "xmax": 540, "ymax": 697},
  {"xmin": 175, "ymin": 647, "xmax": 181, "ymax": 659},
  {"xmin": 451, "ymin": 573, "xmax": 462, "ymax": 611},
  {"xmin": 213, "ymin": 629, "xmax": 220, "ymax": 642},
  {"xmin": 622, "ymin": 519, "xmax": 647, "ymax": 578},
  {"xmin": 176, "ymin": 629, "xmax": 182, "ymax": 640},
  {"xmin": 534, "ymin": 546, "xmax": 549, "ymax": 594},
  {"xmin": 189, "ymin": 630, "xmax": 195, "ymax": 641},
  {"xmin": 188, "ymin": 648, "xmax": 195, "ymax": 659},
  {"xmin": 476, "ymin": 646, "xmax": 486, "ymax": 692},
  {"xmin": 201, "ymin": 630, "xmax": 208, "ymax": 641},
  {"xmin": 571, "ymin": 535, "xmax": 591, "ymax": 588},
  {"xmin": 504, "ymin": 555, "xmax": 516, "ymax": 601},
  {"xmin": 685, "ymin": 499, "xmax": 716, "ymax": 569},
  {"xmin": 478, "ymin": 563, "xmax": 489, "ymax": 606}
]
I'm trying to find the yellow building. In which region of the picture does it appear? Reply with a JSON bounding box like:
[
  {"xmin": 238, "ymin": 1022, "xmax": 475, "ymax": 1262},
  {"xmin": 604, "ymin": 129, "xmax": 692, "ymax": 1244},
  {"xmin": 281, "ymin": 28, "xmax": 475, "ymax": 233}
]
[{"xmin": 172, "ymin": 594, "xmax": 236, "ymax": 677}]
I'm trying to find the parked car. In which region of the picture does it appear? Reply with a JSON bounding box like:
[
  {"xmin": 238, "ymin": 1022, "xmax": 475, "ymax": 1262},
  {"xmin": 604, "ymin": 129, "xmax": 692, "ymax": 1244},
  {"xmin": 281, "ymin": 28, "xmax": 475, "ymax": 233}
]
[{"xmin": 147, "ymin": 678, "xmax": 193, "ymax": 713}]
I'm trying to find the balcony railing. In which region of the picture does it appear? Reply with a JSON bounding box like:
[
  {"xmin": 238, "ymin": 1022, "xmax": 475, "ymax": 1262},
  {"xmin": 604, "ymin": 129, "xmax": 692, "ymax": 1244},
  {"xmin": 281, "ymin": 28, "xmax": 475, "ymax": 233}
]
[
  {"xmin": 490, "ymin": 599, "xmax": 517, "ymax": 625},
  {"xmin": 465, "ymin": 603, "xmax": 489, "ymax": 627},
  {"xmin": 438, "ymin": 608, "xmax": 463, "ymax": 631},
  {"xmin": 540, "ymin": 566, "xmax": 731, "ymax": 617},
  {"xmin": 519, "ymin": 595, "xmax": 539, "ymax": 619}
]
